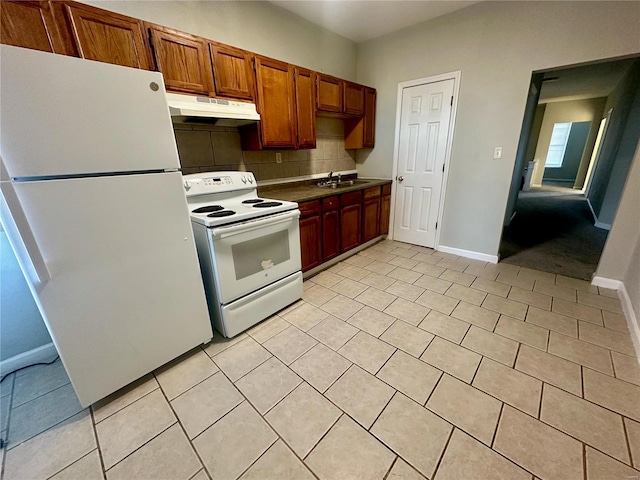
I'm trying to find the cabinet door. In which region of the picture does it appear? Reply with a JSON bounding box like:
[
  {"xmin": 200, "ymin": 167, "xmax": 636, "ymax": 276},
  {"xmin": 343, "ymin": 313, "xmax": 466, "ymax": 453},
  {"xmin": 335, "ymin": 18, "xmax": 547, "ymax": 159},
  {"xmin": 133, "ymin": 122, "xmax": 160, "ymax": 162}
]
[
  {"xmin": 149, "ymin": 25, "xmax": 213, "ymax": 95},
  {"xmin": 65, "ymin": 3, "xmax": 151, "ymax": 69},
  {"xmin": 362, "ymin": 188, "xmax": 381, "ymax": 242},
  {"xmin": 363, "ymin": 87, "xmax": 377, "ymax": 148},
  {"xmin": 341, "ymin": 203, "xmax": 362, "ymax": 253},
  {"xmin": 294, "ymin": 67, "xmax": 316, "ymax": 149},
  {"xmin": 209, "ymin": 41, "xmax": 253, "ymax": 100},
  {"xmin": 344, "ymin": 81, "xmax": 364, "ymax": 116},
  {"xmin": 380, "ymin": 194, "xmax": 391, "ymax": 235},
  {"xmin": 254, "ymin": 56, "xmax": 297, "ymax": 148},
  {"xmin": 323, "ymin": 209, "xmax": 340, "ymax": 261},
  {"xmin": 300, "ymin": 214, "xmax": 322, "ymax": 272},
  {"xmin": 1, "ymin": 1, "xmax": 71, "ymax": 54},
  {"xmin": 322, "ymin": 196, "xmax": 340, "ymax": 261},
  {"xmin": 317, "ymin": 74, "xmax": 343, "ymax": 113},
  {"xmin": 344, "ymin": 87, "xmax": 376, "ymax": 149}
]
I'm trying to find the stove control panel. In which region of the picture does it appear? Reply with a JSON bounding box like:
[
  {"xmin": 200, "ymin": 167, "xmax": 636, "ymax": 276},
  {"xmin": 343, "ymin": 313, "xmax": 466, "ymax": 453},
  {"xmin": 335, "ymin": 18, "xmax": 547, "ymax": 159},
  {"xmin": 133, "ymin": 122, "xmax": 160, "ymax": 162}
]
[{"xmin": 183, "ymin": 171, "xmax": 256, "ymax": 197}]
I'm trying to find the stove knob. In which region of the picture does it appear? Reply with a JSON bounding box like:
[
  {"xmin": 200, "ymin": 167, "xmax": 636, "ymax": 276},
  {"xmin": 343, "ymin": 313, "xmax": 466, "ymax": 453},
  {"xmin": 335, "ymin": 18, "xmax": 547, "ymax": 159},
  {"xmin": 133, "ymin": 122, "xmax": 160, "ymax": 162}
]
[
  {"xmin": 183, "ymin": 181, "xmax": 191, "ymax": 191},
  {"xmin": 241, "ymin": 176, "xmax": 247, "ymax": 184},
  {"xmin": 248, "ymin": 176, "xmax": 254, "ymax": 184}
]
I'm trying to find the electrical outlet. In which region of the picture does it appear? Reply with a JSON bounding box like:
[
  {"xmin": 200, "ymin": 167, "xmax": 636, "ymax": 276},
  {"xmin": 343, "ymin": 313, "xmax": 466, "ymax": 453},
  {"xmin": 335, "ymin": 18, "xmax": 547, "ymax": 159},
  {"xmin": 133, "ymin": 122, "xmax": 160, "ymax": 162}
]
[
  {"xmin": 493, "ymin": 147, "xmax": 502, "ymax": 159},
  {"xmin": 275, "ymin": 153, "xmax": 282, "ymax": 164}
]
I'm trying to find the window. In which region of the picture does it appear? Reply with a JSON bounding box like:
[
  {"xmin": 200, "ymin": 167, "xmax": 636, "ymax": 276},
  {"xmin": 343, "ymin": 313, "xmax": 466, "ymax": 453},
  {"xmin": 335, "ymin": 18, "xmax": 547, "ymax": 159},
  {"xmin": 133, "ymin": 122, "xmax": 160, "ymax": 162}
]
[{"xmin": 545, "ymin": 122, "xmax": 572, "ymax": 168}]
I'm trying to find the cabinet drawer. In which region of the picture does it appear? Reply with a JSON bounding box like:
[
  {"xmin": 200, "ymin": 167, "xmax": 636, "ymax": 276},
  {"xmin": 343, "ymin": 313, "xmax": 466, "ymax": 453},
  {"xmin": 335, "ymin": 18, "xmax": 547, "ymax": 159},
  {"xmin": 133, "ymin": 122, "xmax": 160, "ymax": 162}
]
[
  {"xmin": 340, "ymin": 190, "xmax": 362, "ymax": 207},
  {"xmin": 322, "ymin": 196, "xmax": 339, "ymax": 211},
  {"xmin": 382, "ymin": 183, "xmax": 392, "ymax": 195},
  {"xmin": 299, "ymin": 200, "xmax": 321, "ymax": 218},
  {"xmin": 363, "ymin": 186, "xmax": 381, "ymax": 200}
]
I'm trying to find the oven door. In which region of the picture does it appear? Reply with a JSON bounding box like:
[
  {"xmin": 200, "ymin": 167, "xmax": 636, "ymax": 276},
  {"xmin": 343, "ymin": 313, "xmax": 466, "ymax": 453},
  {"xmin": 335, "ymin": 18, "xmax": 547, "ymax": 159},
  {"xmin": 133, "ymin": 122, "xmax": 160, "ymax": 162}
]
[{"xmin": 208, "ymin": 209, "xmax": 301, "ymax": 303}]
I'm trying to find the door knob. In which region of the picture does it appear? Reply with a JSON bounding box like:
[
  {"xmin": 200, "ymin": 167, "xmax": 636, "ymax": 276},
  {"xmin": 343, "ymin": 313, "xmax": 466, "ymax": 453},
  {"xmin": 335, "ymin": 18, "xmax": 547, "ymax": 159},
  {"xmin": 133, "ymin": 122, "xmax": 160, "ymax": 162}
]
[{"xmin": 397, "ymin": 176, "xmax": 404, "ymax": 182}]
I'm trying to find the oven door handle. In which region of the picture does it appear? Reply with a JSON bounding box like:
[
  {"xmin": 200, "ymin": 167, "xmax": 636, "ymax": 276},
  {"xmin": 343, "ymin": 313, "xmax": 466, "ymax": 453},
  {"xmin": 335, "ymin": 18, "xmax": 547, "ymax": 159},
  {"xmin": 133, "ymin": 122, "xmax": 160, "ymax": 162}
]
[{"xmin": 210, "ymin": 209, "xmax": 300, "ymax": 239}]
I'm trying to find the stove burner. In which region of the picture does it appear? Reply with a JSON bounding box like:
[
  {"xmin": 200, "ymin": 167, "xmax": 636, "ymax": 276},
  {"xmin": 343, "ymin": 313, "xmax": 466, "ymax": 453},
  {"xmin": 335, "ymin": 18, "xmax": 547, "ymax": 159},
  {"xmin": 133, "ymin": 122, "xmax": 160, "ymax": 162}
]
[
  {"xmin": 253, "ymin": 201, "xmax": 282, "ymax": 208},
  {"xmin": 242, "ymin": 199, "xmax": 265, "ymax": 204},
  {"xmin": 192, "ymin": 205, "xmax": 224, "ymax": 213},
  {"xmin": 207, "ymin": 210, "xmax": 236, "ymax": 218}
]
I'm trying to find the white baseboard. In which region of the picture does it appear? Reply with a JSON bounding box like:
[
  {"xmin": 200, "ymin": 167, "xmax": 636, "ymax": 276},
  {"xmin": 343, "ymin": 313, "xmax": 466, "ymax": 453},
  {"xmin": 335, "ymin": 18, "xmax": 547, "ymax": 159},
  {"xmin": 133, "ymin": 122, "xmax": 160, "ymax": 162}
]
[
  {"xmin": 591, "ymin": 277, "xmax": 640, "ymax": 360},
  {"xmin": 619, "ymin": 283, "xmax": 640, "ymax": 360},
  {"xmin": 437, "ymin": 245, "xmax": 499, "ymax": 264},
  {"xmin": 0, "ymin": 342, "xmax": 58, "ymax": 377},
  {"xmin": 591, "ymin": 276, "xmax": 623, "ymax": 290},
  {"xmin": 594, "ymin": 221, "xmax": 612, "ymax": 230}
]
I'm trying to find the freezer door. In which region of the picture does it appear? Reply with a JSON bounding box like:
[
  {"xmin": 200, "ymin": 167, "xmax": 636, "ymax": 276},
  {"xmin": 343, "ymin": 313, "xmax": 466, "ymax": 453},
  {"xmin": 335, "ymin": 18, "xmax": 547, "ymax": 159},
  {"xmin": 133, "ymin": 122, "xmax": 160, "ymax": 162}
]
[
  {"xmin": 0, "ymin": 45, "xmax": 180, "ymax": 178},
  {"xmin": 10, "ymin": 172, "xmax": 212, "ymax": 406}
]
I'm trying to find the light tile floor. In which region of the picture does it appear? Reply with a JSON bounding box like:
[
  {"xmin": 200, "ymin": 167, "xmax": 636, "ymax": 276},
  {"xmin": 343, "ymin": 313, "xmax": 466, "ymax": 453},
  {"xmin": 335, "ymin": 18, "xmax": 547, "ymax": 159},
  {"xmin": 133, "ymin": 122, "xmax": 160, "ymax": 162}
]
[{"xmin": 2, "ymin": 239, "xmax": 640, "ymax": 480}]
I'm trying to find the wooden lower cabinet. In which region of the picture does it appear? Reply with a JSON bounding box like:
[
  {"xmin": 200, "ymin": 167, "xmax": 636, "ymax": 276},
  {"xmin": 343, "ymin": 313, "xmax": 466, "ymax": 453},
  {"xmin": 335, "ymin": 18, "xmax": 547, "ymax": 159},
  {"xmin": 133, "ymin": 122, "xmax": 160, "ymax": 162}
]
[
  {"xmin": 299, "ymin": 201, "xmax": 322, "ymax": 273},
  {"xmin": 340, "ymin": 191, "xmax": 362, "ymax": 253},
  {"xmin": 362, "ymin": 187, "xmax": 381, "ymax": 243},
  {"xmin": 322, "ymin": 196, "xmax": 340, "ymax": 261},
  {"xmin": 380, "ymin": 194, "xmax": 391, "ymax": 235},
  {"xmin": 299, "ymin": 184, "xmax": 389, "ymax": 273}
]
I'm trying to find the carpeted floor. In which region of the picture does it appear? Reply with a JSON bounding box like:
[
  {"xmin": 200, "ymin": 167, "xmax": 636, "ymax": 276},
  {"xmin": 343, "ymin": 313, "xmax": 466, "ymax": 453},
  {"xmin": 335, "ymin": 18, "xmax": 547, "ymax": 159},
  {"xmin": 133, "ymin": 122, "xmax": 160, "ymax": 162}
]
[{"xmin": 499, "ymin": 185, "xmax": 609, "ymax": 281}]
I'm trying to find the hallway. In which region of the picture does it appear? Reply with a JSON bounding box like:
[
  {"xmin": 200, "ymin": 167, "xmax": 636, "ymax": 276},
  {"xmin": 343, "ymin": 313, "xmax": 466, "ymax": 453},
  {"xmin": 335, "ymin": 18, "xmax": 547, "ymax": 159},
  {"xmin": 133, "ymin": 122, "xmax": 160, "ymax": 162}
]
[{"xmin": 499, "ymin": 185, "xmax": 608, "ymax": 281}]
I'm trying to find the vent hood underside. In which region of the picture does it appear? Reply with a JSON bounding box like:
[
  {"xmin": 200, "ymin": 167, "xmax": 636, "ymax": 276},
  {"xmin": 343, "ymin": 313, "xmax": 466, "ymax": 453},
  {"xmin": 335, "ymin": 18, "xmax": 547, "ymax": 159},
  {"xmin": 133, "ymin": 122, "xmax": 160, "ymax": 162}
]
[{"xmin": 166, "ymin": 93, "xmax": 260, "ymax": 126}]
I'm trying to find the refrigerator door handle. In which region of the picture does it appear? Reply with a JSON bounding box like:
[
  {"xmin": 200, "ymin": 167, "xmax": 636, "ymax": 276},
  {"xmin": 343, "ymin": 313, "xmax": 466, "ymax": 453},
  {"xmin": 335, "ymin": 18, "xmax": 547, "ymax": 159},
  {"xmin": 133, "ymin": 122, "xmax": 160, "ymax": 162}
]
[{"xmin": 0, "ymin": 179, "xmax": 51, "ymax": 290}]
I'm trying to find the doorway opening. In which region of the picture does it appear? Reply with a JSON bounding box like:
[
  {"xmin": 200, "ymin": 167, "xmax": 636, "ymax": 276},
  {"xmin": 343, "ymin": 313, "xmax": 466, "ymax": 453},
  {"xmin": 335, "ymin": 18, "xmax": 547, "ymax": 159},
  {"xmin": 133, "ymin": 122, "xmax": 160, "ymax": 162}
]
[{"xmin": 500, "ymin": 56, "xmax": 640, "ymax": 280}]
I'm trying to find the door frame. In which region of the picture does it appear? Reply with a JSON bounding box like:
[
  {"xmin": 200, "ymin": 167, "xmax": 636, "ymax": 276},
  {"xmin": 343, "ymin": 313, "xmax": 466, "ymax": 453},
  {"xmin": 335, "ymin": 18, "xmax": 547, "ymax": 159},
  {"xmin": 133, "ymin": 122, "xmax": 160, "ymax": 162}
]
[{"xmin": 389, "ymin": 71, "xmax": 461, "ymax": 249}]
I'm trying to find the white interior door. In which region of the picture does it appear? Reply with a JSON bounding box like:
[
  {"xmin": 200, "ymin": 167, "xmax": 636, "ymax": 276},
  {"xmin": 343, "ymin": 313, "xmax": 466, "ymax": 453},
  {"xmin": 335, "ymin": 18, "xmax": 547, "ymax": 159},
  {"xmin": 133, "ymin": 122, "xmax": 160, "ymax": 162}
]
[{"xmin": 392, "ymin": 79, "xmax": 454, "ymax": 247}]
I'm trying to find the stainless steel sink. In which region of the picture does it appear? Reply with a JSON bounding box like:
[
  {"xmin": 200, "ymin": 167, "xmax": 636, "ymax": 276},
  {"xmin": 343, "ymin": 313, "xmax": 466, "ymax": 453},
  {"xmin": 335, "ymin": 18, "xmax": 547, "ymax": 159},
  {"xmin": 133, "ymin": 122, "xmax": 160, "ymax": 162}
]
[{"xmin": 317, "ymin": 179, "xmax": 369, "ymax": 189}]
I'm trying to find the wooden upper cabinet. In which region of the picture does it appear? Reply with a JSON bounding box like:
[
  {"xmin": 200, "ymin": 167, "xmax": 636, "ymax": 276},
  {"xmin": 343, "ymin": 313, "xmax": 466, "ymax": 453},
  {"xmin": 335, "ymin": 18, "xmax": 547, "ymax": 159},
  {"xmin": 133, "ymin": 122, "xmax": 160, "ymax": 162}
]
[
  {"xmin": 149, "ymin": 25, "xmax": 213, "ymax": 95},
  {"xmin": 65, "ymin": 3, "xmax": 151, "ymax": 69},
  {"xmin": 363, "ymin": 87, "xmax": 376, "ymax": 147},
  {"xmin": 1, "ymin": 1, "xmax": 74, "ymax": 55},
  {"xmin": 209, "ymin": 41, "xmax": 253, "ymax": 100},
  {"xmin": 294, "ymin": 67, "xmax": 316, "ymax": 149},
  {"xmin": 253, "ymin": 55, "xmax": 297, "ymax": 148},
  {"xmin": 344, "ymin": 81, "xmax": 365, "ymax": 116},
  {"xmin": 316, "ymin": 74, "xmax": 343, "ymax": 113},
  {"xmin": 344, "ymin": 87, "xmax": 376, "ymax": 149}
]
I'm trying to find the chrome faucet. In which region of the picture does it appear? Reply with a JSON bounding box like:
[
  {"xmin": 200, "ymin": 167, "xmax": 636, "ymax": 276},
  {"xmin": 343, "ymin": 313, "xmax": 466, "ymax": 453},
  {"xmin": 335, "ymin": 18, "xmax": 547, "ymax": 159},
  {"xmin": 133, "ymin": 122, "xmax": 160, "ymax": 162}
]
[{"xmin": 327, "ymin": 171, "xmax": 333, "ymax": 183}]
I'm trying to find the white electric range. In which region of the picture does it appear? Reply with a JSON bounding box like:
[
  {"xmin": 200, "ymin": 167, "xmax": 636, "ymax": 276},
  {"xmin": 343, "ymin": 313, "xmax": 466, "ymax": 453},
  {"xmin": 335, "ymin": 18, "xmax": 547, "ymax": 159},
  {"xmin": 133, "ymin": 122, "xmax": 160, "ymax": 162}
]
[{"xmin": 184, "ymin": 171, "xmax": 303, "ymax": 338}]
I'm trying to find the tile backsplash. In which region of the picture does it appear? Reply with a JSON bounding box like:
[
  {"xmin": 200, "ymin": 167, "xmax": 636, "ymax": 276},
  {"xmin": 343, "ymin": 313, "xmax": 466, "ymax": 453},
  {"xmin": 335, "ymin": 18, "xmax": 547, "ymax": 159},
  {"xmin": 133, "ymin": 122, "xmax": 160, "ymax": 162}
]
[{"xmin": 174, "ymin": 117, "xmax": 356, "ymax": 181}]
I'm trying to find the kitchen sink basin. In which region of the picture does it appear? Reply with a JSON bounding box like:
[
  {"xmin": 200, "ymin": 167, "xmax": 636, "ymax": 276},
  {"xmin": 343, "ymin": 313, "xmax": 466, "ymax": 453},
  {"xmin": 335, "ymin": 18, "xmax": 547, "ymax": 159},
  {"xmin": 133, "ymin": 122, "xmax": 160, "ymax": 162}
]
[{"xmin": 317, "ymin": 179, "xmax": 370, "ymax": 189}]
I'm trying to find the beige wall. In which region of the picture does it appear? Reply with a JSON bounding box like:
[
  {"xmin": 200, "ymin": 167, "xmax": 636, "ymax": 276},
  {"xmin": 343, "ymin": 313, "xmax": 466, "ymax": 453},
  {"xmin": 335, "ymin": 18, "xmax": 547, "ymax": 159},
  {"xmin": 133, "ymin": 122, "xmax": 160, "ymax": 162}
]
[
  {"xmin": 531, "ymin": 98, "xmax": 606, "ymax": 187},
  {"xmin": 85, "ymin": 1, "xmax": 357, "ymax": 81},
  {"xmin": 356, "ymin": 1, "xmax": 640, "ymax": 257},
  {"xmin": 596, "ymin": 143, "xmax": 640, "ymax": 321},
  {"xmin": 174, "ymin": 118, "xmax": 356, "ymax": 181}
]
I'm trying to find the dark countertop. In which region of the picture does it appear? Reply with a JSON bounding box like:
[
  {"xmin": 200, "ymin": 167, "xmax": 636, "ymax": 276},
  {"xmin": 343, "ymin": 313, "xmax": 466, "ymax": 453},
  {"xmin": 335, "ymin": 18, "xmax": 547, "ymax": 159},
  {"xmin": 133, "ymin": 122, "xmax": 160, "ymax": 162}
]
[{"xmin": 258, "ymin": 178, "xmax": 392, "ymax": 203}]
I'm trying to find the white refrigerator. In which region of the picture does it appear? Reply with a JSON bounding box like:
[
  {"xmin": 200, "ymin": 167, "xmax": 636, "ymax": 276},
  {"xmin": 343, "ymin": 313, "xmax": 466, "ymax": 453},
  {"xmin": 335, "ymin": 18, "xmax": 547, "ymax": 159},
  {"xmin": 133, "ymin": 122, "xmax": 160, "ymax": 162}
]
[{"xmin": 0, "ymin": 45, "xmax": 213, "ymax": 407}]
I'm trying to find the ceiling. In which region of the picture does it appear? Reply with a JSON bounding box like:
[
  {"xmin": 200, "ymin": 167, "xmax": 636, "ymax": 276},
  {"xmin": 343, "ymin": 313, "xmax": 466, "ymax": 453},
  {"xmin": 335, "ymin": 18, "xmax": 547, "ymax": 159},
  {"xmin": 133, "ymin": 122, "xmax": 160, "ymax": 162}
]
[
  {"xmin": 269, "ymin": 1, "xmax": 480, "ymax": 43},
  {"xmin": 539, "ymin": 58, "xmax": 638, "ymax": 104}
]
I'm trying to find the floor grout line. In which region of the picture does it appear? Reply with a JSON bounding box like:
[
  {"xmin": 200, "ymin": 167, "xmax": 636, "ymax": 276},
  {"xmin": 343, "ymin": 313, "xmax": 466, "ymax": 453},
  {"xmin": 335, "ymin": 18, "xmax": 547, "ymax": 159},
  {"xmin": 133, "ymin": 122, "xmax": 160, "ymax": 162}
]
[{"xmin": 7, "ymin": 241, "xmax": 639, "ymax": 480}]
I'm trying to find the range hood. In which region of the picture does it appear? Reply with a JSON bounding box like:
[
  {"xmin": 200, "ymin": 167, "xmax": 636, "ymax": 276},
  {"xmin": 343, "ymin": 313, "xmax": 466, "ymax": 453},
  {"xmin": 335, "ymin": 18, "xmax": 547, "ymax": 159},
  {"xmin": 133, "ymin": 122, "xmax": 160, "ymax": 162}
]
[{"xmin": 166, "ymin": 92, "xmax": 260, "ymax": 126}]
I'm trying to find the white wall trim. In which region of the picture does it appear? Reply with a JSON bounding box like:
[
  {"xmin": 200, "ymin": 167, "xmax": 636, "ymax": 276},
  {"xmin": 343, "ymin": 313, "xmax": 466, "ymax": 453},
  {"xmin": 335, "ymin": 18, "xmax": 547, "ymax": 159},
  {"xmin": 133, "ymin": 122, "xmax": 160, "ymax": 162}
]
[
  {"xmin": 437, "ymin": 245, "xmax": 499, "ymax": 264},
  {"xmin": 594, "ymin": 221, "xmax": 612, "ymax": 230},
  {"xmin": 592, "ymin": 277, "xmax": 640, "ymax": 359},
  {"xmin": 591, "ymin": 276, "xmax": 623, "ymax": 290},
  {"xmin": 0, "ymin": 342, "xmax": 58, "ymax": 377},
  {"xmin": 619, "ymin": 282, "xmax": 640, "ymax": 360},
  {"xmin": 389, "ymin": 70, "xmax": 462, "ymax": 249}
]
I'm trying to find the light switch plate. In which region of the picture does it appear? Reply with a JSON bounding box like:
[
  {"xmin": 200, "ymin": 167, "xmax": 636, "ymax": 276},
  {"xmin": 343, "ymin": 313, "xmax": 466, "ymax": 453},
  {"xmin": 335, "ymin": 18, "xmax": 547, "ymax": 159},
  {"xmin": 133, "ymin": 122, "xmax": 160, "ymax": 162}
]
[{"xmin": 493, "ymin": 147, "xmax": 502, "ymax": 159}]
